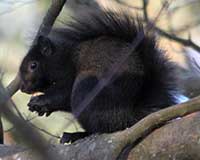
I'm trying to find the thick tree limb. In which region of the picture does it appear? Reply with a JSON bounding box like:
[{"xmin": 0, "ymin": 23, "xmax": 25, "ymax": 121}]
[
  {"xmin": 1, "ymin": 111, "xmax": 200, "ymax": 160},
  {"xmin": 2, "ymin": 75, "xmax": 200, "ymax": 159},
  {"xmin": 112, "ymin": 95, "xmax": 200, "ymax": 151},
  {"xmin": 127, "ymin": 112, "xmax": 200, "ymax": 160},
  {"xmin": 1, "ymin": 95, "xmax": 200, "ymax": 160}
]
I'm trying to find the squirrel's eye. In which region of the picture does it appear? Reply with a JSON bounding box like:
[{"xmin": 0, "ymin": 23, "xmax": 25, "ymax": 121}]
[{"xmin": 29, "ymin": 61, "xmax": 38, "ymax": 72}]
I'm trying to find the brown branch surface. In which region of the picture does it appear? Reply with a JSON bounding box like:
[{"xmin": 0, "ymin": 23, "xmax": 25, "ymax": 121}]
[
  {"xmin": 2, "ymin": 76, "xmax": 200, "ymax": 160},
  {"xmin": 112, "ymin": 95, "xmax": 200, "ymax": 152},
  {"xmin": 127, "ymin": 112, "xmax": 200, "ymax": 160},
  {"xmin": 1, "ymin": 111, "xmax": 200, "ymax": 160},
  {"xmin": 1, "ymin": 95, "xmax": 200, "ymax": 160}
]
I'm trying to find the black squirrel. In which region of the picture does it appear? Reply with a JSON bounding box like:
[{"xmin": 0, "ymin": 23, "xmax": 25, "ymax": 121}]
[{"xmin": 19, "ymin": 9, "xmax": 188, "ymax": 143}]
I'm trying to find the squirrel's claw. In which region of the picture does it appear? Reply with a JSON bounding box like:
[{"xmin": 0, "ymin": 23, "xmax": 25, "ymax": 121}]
[{"xmin": 28, "ymin": 95, "xmax": 51, "ymax": 116}]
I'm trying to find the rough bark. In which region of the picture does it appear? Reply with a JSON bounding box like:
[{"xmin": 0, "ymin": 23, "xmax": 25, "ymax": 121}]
[
  {"xmin": 1, "ymin": 113, "xmax": 200, "ymax": 160},
  {"xmin": 127, "ymin": 112, "xmax": 200, "ymax": 160}
]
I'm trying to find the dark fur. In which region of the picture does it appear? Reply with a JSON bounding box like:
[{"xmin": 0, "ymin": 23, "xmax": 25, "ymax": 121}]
[{"xmin": 20, "ymin": 9, "xmax": 179, "ymax": 142}]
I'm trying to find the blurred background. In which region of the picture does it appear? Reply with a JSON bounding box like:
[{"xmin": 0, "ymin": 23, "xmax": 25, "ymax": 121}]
[{"xmin": 0, "ymin": 0, "xmax": 200, "ymax": 145}]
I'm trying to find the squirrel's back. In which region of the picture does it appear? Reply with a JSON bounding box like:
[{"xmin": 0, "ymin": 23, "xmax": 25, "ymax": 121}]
[{"xmin": 48, "ymin": 9, "xmax": 184, "ymax": 133}]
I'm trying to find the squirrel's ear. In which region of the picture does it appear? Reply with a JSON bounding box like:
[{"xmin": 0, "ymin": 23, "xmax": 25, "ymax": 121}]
[{"xmin": 37, "ymin": 35, "xmax": 54, "ymax": 56}]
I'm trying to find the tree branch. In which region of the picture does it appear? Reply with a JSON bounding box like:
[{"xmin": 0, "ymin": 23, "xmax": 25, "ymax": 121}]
[
  {"xmin": 141, "ymin": 0, "xmax": 200, "ymax": 53},
  {"xmin": 154, "ymin": 27, "xmax": 200, "ymax": 53},
  {"xmin": 0, "ymin": 82, "xmax": 62, "ymax": 160},
  {"xmin": 127, "ymin": 112, "xmax": 200, "ymax": 160},
  {"xmin": 34, "ymin": 0, "xmax": 67, "ymax": 42},
  {"xmin": 2, "ymin": 0, "xmax": 67, "ymax": 149},
  {"xmin": 1, "ymin": 97, "xmax": 200, "ymax": 159},
  {"xmin": 112, "ymin": 95, "xmax": 200, "ymax": 152},
  {"xmin": 1, "ymin": 0, "xmax": 67, "ymax": 144},
  {"xmin": 143, "ymin": 0, "xmax": 149, "ymax": 21}
]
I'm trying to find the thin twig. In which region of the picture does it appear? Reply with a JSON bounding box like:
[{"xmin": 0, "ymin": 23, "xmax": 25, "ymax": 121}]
[
  {"xmin": 142, "ymin": 0, "xmax": 149, "ymax": 21},
  {"xmin": 155, "ymin": 27, "xmax": 200, "ymax": 53},
  {"xmin": 1, "ymin": 0, "xmax": 67, "ymax": 158},
  {"xmin": 5, "ymin": 115, "xmax": 38, "ymax": 132},
  {"xmin": 30, "ymin": 123, "xmax": 60, "ymax": 139},
  {"xmin": 0, "ymin": 83, "xmax": 61, "ymax": 160},
  {"xmin": 141, "ymin": 0, "xmax": 200, "ymax": 53},
  {"xmin": 10, "ymin": 100, "xmax": 24, "ymax": 120}
]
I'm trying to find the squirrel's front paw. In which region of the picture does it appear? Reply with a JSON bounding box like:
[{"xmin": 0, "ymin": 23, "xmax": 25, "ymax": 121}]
[{"xmin": 28, "ymin": 96, "xmax": 52, "ymax": 116}]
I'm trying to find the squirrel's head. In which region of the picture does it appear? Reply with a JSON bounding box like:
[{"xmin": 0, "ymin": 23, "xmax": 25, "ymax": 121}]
[{"xmin": 19, "ymin": 36, "xmax": 55, "ymax": 94}]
